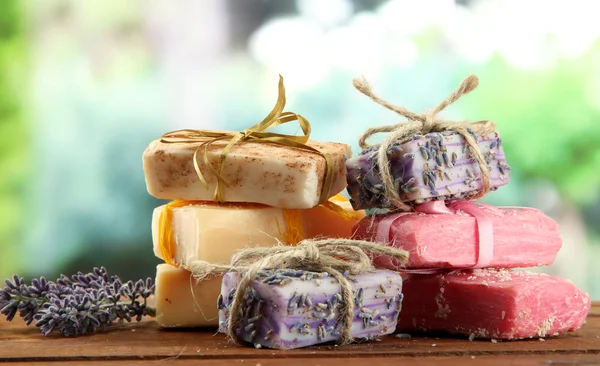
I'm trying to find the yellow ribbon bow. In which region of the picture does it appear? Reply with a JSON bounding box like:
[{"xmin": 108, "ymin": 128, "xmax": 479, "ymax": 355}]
[{"xmin": 159, "ymin": 75, "xmax": 333, "ymax": 204}]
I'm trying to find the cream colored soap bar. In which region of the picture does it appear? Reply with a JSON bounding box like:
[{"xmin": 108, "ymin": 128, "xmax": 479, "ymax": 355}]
[
  {"xmin": 155, "ymin": 264, "xmax": 220, "ymax": 328},
  {"xmin": 151, "ymin": 198, "xmax": 363, "ymax": 267},
  {"xmin": 143, "ymin": 137, "xmax": 351, "ymax": 209}
]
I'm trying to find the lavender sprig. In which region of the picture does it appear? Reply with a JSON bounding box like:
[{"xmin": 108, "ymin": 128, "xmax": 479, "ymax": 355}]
[
  {"xmin": 0, "ymin": 275, "xmax": 50, "ymax": 325},
  {"xmin": 0, "ymin": 267, "xmax": 155, "ymax": 337}
]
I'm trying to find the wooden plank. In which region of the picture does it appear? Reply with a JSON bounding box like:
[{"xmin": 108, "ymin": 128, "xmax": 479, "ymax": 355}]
[
  {"xmin": 590, "ymin": 302, "xmax": 600, "ymax": 317},
  {"xmin": 5, "ymin": 354, "xmax": 600, "ymax": 366},
  {"xmin": 0, "ymin": 303, "xmax": 599, "ymax": 362},
  {"xmin": 3, "ymin": 354, "xmax": 600, "ymax": 366}
]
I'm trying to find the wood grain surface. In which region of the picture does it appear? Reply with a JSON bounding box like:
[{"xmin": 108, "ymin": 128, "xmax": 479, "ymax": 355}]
[{"xmin": 1, "ymin": 303, "xmax": 598, "ymax": 365}]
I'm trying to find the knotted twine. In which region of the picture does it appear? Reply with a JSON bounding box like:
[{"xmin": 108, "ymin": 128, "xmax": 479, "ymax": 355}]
[
  {"xmin": 159, "ymin": 75, "xmax": 333, "ymax": 204},
  {"xmin": 189, "ymin": 238, "xmax": 409, "ymax": 346},
  {"xmin": 353, "ymin": 75, "xmax": 497, "ymax": 211}
]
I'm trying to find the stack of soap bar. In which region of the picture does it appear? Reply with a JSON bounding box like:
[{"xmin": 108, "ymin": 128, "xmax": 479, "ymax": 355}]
[
  {"xmin": 218, "ymin": 269, "xmax": 403, "ymax": 349},
  {"xmin": 345, "ymin": 131, "xmax": 510, "ymax": 209},
  {"xmin": 398, "ymin": 269, "xmax": 590, "ymax": 339},
  {"xmin": 152, "ymin": 198, "xmax": 364, "ymax": 267},
  {"xmin": 352, "ymin": 206, "xmax": 562, "ymax": 269},
  {"xmin": 154, "ymin": 264, "xmax": 222, "ymax": 328},
  {"xmin": 143, "ymin": 137, "xmax": 352, "ymax": 209}
]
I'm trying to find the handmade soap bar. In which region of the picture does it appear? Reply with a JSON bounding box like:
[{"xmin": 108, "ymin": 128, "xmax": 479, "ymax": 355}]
[
  {"xmin": 155, "ymin": 264, "xmax": 221, "ymax": 328},
  {"xmin": 218, "ymin": 269, "xmax": 403, "ymax": 349},
  {"xmin": 152, "ymin": 198, "xmax": 364, "ymax": 267},
  {"xmin": 346, "ymin": 131, "xmax": 509, "ymax": 209},
  {"xmin": 398, "ymin": 269, "xmax": 590, "ymax": 340},
  {"xmin": 353, "ymin": 206, "xmax": 561, "ymax": 269},
  {"xmin": 143, "ymin": 137, "xmax": 351, "ymax": 209}
]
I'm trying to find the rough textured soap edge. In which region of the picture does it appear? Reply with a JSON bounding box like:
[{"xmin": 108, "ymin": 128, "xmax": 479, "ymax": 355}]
[{"xmin": 397, "ymin": 269, "xmax": 591, "ymax": 340}]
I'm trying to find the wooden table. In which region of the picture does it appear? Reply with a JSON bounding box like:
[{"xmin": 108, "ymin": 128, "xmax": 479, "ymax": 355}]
[{"xmin": 1, "ymin": 303, "xmax": 599, "ymax": 365}]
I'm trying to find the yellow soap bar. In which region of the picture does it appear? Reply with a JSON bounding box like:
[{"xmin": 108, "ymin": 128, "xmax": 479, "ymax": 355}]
[
  {"xmin": 155, "ymin": 263, "xmax": 221, "ymax": 328},
  {"xmin": 151, "ymin": 198, "xmax": 364, "ymax": 268}
]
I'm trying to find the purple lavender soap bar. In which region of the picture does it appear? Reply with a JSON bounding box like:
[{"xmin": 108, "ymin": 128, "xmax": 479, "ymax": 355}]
[
  {"xmin": 346, "ymin": 131, "xmax": 510, "ymax": 209},
  {"xmin": 218, "ymin": 269, "xmax": 403, "ymax": 349}
]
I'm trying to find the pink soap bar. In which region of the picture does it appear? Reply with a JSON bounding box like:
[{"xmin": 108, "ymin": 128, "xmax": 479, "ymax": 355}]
[
  {"xmin": 353, "ymin": 206, "xmax": 562, "ymax": 269},
  {"xmin": 398, "ymin": 269, "xmax": 590, "ymax": 340}
]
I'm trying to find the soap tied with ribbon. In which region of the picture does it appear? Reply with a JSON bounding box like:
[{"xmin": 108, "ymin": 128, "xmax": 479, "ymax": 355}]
[
  {"xmin": 142, "ymin": 76, "xmax": 352, "ymax": 209},
  {"xmin": 352, "ymin": 200, "xmax": 562, "ymax": 270}
]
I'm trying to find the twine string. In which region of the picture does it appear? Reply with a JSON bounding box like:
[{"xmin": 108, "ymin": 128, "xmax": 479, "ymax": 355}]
[
  {"xmin": 159, "ymin": 75, "xmax": 333, "ymax": 204},
  {"xmin": 188, "ymin": 238, "xmax": 409, "ymax": 345},
  {"xmin": 353, "ymin": 75, "xmax": 497, "ymax": 211}
]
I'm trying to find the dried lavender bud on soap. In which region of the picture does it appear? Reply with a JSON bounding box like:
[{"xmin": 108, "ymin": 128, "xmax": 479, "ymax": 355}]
[
  {"xmin": 345, "ymin": 131, "xmax": 510, "ymax": 210},
  {"xmin": 218, "ymin": 269, "xmax": 403, "ymax": 349}
]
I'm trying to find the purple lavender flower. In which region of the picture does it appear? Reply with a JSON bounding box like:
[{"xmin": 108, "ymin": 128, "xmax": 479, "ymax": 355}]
[
  {"xmin": 0, "ymin": 286, "xmax": 19, "ymax": 322},
  {"xmin": 35, "ymin": 290, "xmax": 110, "ymax": 337},
  {"xmin": 0, "ymin": 275, "xmax": 44, "ymax": 324},
  {"xmin": 1, "ymin": 267, "xmax": 155, "ymax": 337}
]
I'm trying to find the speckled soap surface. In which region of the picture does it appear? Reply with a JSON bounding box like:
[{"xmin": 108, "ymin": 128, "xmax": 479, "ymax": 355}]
[
  {"xmin": 143, "ymin": 136, "xmax": 352, "ymax": 209},
  {"xmin": 345, "ymin": 131, "xmax": 509, "ymax": 209},
  {"xmin": 398, "ymin": 269, "xmax": 590, "ymax": 340},
  {"xmin": 218, "ymin": 269, "xmax": 403, "ymax": 349}
]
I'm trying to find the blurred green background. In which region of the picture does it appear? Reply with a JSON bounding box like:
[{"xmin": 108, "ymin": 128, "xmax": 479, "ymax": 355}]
[{"xmin": 0, "ymin": 0, "xmax": 599, "ymax": 298}]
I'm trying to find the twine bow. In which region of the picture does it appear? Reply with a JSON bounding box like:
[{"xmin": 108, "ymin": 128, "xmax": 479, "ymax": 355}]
[
  {"xmin": 189, "ymin": 238, "xmax": 409, "ymax": 346},
  {"xmin": 353, "ymin": 75, "xmax": 497, "ymax": 211},
  {"xmin": 160, "ymin": 75, "xmax": 333, "ymax": 204}
]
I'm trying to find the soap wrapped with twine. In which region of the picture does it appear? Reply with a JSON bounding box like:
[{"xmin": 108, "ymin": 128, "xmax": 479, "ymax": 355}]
[
  {"xmin": 159, "ymin": 75, "xmax": 333, "ymax": 204},
  {"xmin": 189, "ymin": 238, "xmax": 409, "ymax": 346},
  {"xmin": 350, "ymin": 75, "xmax": 503, "ymax": 211}
]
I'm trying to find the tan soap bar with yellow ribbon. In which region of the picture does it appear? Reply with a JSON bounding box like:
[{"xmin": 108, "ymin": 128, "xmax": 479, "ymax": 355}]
[
  {"xmin": 155, "ymin": 263, "xmax": 222, "ymax": 328},
  {"xmin": 151, "ymin": 196, "xmax": 365, "ymax": 268},
  {"xmin": 143, "ymin": 137, "xmax": 351, "ymax": 209},
  {"xmin": 143, "ymin": 76, "xmax": 351, "ymax": 209}
]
